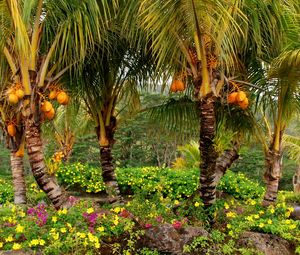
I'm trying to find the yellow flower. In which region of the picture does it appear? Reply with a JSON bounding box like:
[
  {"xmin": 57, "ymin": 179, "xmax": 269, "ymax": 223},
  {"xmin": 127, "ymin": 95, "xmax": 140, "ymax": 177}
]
[
  {"xmin": 87, "ymin": 208, "xmax": 94, "ymax": 214},
  {"xmin": 289, "ymin": 224, "xmax": 296, "ymax": 229},
  {"xmin": 97, "ymin": 226, "xmax": 105, "ymax": 232},
  {"xmin": 285, "ymin": 219, "xmax": 291, "ymax": 224},
  {"xmin": 57, "ymin": 208, "xmax": 67, "ymax": 215},
  {"xmin": 259, "ymin": 223, "xmax": 265, "ymax": 228},
  {"xmin": 11, "ymin": 205, "xmax": 16, "ymax": 213},
  {"xmin": 113, "ymin": 207, "xmax": 121, "ymax": 214},
  {"xmin": 5, "ymin": 235, "xmax": 14, "ymax": 242},
  {"xmin": 0, "ymin": 242, "xmax": 3, "ymax": 248},
  {"xmin": 269, "ymin": 207, "xmax": 275, "ymax": 214},
  {"xmin": 226, "ymin": 224, "xmax": 232, "ymax": 229},
  {"xmin": 224, "ymin": 202, "xmax": 229, "ymax": 209},
  {"xmin": 51, "ymin": 232, "xmax": 59, "ymax": 240},
  {"xmin": 174, "ymin": 200, "xmax": 180, "ymax": 205},
  {"xmin": 76, "ymin": 232, "xmax": 86, "ymax": 239},
  {"xmin": 19, "ymin": 211, "xmax": 25, "ymax": 218},
  {"xmin": 113, "ymin": 216, "xmax": 119, "ymax": 226},
  {"xmin": 287, "ymin": 207, "xmax": 294, "ymax": 213},
  {"xmin": 95, "ymin": 241, "xmax": 100, "ymax": 249},
  {"xmin": 60, "ymin": 228, "xmax": 67, "ymax": 233},
  {"xmin": 12, "ymin": 243, "xmax": 21, "ymax": 250},
  {"xmin": 259, "ymin": 210, "xmax": 264, "ymax": 215},
  {"xmin": 29, "ymin": 239, "xmax": 39, "ymax": 247},
  {"xmin": 267, "ymin": 219, "xmax": 273, "ymax": 224},
  {"xmin": 39, "ymin": 239, "xmax": 45, "ymax": 246},
  {"xmin": 253, "ymin": 214, "xmax": 259, "ymax": 219},
  {"xmin": 52, "ymin": 216, "xmax": 57, "ymax": 223},
  {"xmin": 15, "ymin": 224, "xmax": 24, "ymax": 233},
  {"xmin": 246, "ymin": 216, "xmax": 253, "ymax": 222},
  {"xmin": 226, "ymin": 211, "xmax": 236, "ymax": 218},
  {"xmin": 194, "ymin": 202, "xmax": 200, "ymax": 207}
]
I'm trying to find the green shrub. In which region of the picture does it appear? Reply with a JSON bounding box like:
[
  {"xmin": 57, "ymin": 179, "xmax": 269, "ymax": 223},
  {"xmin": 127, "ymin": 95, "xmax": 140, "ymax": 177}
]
[
  {"xmin": 0, "ymin": 178, "xmax": 13, "ymax": 204},
  {"xmin": 218, "ymin": 170, "xmax": 265, "ymax": 200}
]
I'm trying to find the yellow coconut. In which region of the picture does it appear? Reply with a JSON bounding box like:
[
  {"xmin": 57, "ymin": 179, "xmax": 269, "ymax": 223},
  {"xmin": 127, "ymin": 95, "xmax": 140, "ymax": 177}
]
[
  {"xmin": 236, "ymin": 91, "xmax": 247, "ymax": 102},
  {"xmin": 239, "ymin": 97, "xmax": 249, "ymax": 110},
  {"xmin": 8, "ymin": 93, "xmax": 19, "ymax": 105},
  {"xmin": 7, "ymin": 124, "xmax": 16, "ymax": 137},
  {"xmin": 41, "ymin": 101, "xmax": 53, "ymax": 112},
  {"xmin": 227, "ymin": 92, "xmax": 238, "ymax": 104},
  {"xmin": 49, "ymin": 90, "xmax": 58, "ymax": 100},
  {"xmin": 57, "ymin": 91, "xmax": 69, "ymax": 105},
  {"xmin": 15, "ymin": 89, "xmax": 25, "ymax": 99},
  {"xmin": 45, "ymin": 108, "xmax": 55, "ymax": 120},
  {"xmin": 175, "ymin": 80, "xmax": 185, "ymax": 92}
]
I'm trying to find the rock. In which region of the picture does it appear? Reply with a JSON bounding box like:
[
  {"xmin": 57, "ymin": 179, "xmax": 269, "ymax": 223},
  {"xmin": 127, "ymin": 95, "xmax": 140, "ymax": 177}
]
[
  {"xmin": 237, "ymin": 231, "xmax": 296, "ymax": 255},
  {"xmin": 141, "ymin": 223, "xmax": 208, "ymax": 254},
  {"xmin": 290, "ymin": 206, "xmax": 300, "ymax": 220}
]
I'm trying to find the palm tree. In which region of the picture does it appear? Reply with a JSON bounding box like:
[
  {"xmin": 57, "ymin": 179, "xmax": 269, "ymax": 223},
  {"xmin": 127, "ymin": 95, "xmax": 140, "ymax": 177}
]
[
  {"xmin": 70, "ymin": 30, "xmax": 154, "ymax": 202},
  {"xmin": 0, "ymin": 0, "xmax": 114, "ymax": 209},
  {"xmin": 136, "ymin": 0, "xmax": 298, "ymax": 207}
]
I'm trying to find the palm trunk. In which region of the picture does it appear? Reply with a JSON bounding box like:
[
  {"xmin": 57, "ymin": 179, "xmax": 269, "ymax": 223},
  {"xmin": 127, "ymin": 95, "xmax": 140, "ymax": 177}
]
[
  {"xmin": 262, "ymin": 148, "xmax": 282, "ymax": 206},
  {"xmin": 100, "ymin": 144, "xmax": 123, "ymax": 203},
  {"xmin": 293, "ymin": 167, "xmax": 300, "ymax": 194},
  {"xmin": 24, "ymin": 114, "xmax": 67, "ymax": 209},
  {"xmin": 10, "ymin": 152, "xmax": 26, "ymax": 204},
  {"xmin": 96, "ymin": 119, "xmax": 123, "ymax": 203},
  {"xmin": 199, "ymin": 94, "xmax": 218, "ymax": 207},
  {"xmin": 214, "ymin": 142, "xmax": 240, "ymax": 186}
]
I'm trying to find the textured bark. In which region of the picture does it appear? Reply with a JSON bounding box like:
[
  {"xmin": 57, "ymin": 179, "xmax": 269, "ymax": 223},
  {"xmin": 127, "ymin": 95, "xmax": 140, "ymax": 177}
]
[
  {"xmin": 25, "ymin": 114, "xmax": 67, "ymax": 209},
  {"xmin": 262, "ymin": 148, "xmax": 282, "ymax": 206},
  {"xmin": 10, "ymin": 152, "xmax": 26, "ymax": 204},
  {"xmin": 100, "ymin": 145, "xmax": 123, "ymax": 203},
  {"xmin": 96, "ymin": 117, "xmax": 123, "ymax": 203},
  {"xmin": 293, "ymin": 167, "xmax": 300, "ymax": 194},
  {"xmin": 199, "ymin": 94, "xmax": 218, "ymax": 207},
  {"xmin": 214, "ymin": 142, "xmax": 240, "ymax": 186}
]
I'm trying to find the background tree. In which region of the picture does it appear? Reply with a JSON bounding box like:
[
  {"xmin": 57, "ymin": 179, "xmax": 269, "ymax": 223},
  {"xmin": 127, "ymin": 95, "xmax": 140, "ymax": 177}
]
[
  {"xmin": 135, "ymin": 0, "xmax": 298, "ymax": 207},
  {"xmin": 0, "ymin": 0, "xmax": 113, "ymax": 208}
]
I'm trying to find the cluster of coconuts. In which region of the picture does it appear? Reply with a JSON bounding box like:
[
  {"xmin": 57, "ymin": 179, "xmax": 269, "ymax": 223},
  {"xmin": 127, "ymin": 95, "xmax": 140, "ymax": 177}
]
[
  {"xmin": 170, "ymin": 80, "xmax": 185, "ymax": 93},
  {"xmin": 227, "ymin": 91, "xmax": 249, "ymax": 110},
  {"xmin": 7, "ymin": 84, "xmax": 25, "ymax": 105},
  {"xmin": 41, "ymin": 89, "xmax": 69, "ymax": 120}
]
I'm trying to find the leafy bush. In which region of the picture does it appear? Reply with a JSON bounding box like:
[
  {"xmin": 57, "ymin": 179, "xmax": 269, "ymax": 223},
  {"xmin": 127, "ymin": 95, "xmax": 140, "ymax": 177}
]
[
  {"xmin": 56, "ymin": 163, "xmax": 105, "ymax": 193},
  {"xmin": 218, "ymin": 170, "xmax": 265, "ymax": 200},
  {"xmin": 0, "ymin": 178, "xmax": 13, "ymax": 204}
]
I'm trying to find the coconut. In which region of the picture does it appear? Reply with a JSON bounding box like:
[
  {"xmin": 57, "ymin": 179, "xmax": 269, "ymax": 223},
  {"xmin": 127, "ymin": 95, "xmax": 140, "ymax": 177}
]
[
  {"xmin": 41, "ymin": 101, "xmax": 53, "ymax": 112},
  {"xmin": 8, "ymin": 93, "xmax": 19, "ymax": 105},
  {"xmin": 57, "ymin": 91, "xmax": 69, "ymax": 105},
  {"xmin": 7, "ymin": 124, "xmax": 16, "ymax": 137},
  {"xmin": 227, "ymin": 92, "xmax": 238, "ymax": 104}
]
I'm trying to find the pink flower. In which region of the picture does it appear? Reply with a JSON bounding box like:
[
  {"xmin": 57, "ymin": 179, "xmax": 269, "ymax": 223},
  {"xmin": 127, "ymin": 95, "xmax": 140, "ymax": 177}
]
[
  {"xmin": 156, "ymin": 216, "xmax": 163, "ymax": 223},
  {"xmin": 172, "ymin": 220, "xmax": 182, "ymax": 229},
  {"xmin": 144, "ymin": 223, "xmax": 152, "ymax": 229}
]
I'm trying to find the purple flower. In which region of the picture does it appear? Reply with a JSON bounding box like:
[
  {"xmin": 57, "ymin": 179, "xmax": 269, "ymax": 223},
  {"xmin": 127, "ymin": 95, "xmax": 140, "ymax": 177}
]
[
  {"xmin": 27, "ymin": 203, "xmax": 48, "ymax": 227},
  {"xmin": 83, "ymin": 212, "xmax": 98, "ymax": 227},
  {"xmin": 68, "ymin": 196, "xmax": 79, "ymax": 206},
  {"xmin": 27, "ymin": 208, "xmax": 36, "ymax": 215}
]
